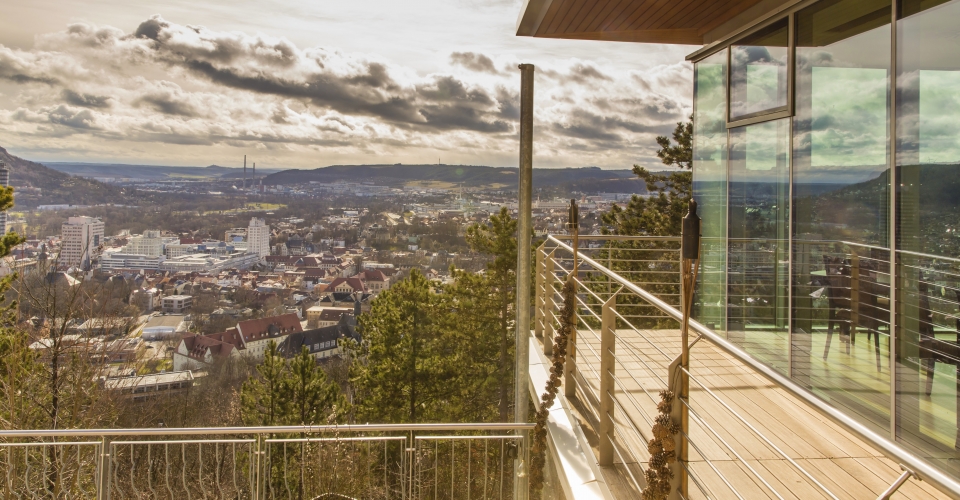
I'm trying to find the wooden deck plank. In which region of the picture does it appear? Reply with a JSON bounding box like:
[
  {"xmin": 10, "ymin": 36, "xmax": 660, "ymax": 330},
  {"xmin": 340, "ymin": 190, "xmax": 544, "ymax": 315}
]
[{"xmin": 553, "ymin": 326, "xmax": 953, "ymax": 498}]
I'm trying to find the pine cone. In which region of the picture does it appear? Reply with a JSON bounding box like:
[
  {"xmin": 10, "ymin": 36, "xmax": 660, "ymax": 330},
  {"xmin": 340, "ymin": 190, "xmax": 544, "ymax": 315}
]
[
  {"xmin": 655, "ymin": 413, "xmax": 672, "ymax": 427},
  {"xmin": 661, "ymin": 438, "xmax": 675, "ymax": 452},
  {"xmin": 657, "ymin": 400, "xmax": 672, "ymax": 415}
]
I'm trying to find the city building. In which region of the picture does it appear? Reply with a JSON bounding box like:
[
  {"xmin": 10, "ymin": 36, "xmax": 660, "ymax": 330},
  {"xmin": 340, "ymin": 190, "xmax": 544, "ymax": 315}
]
[
  {"xmin": 161, "ymin": 295, "xmax": 192, "ymax": 314},
  {"xmin": 102, "ymin": 370, "xmax": 195, "ymax": 403},
  {"xmin": 247, "ymin": 217, "xmax": 270, "ymax": 259},
  {"xmin": 141, "ymin": 314, "xmax": 186, "ymax": 340},
  {"xmin": 123, "ymin": 230, "xmax": 167, "ymax": 256},
  {"xmin": 59, "ymin": 216, "xmax": 104, "ymax": 269},
  {"xmin": 100, "ymin": 251, "xmax": 165, "ymax": 272},
  {"xmin": 235, "ymin": 313, "xmax": 303, "ymax": 361}
]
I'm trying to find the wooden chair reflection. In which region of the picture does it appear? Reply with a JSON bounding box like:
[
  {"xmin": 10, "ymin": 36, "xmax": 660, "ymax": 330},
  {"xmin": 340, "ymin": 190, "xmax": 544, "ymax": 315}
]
[{"xmin": 820, "ymin": 254, "xmax": 885, "ymax": 371}]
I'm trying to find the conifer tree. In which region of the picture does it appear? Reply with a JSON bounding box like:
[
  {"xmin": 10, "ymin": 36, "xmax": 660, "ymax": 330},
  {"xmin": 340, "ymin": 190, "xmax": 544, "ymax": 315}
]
[
  {"xmin": 602, "ymin": 118, "xmax": 692, "ymax": 237},
  {"xmin": 241, "ymin": 341, "xmax": 289, "ymax": 426},
  {"xmin": 287, "ymin": 346, "xmax": 345, "ymax": 425},
  {"xmin": 351, "ymin": 269, "xmax": 455, "ymax": 423},
  {"xmin": 464, "ymin": 207, "xmax": 517, "ymax": 421}
]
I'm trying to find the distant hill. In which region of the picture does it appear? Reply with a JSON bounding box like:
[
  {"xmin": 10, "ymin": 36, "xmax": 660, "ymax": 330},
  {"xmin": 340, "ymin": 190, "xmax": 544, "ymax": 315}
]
[
  {"xmin": 262, "ymin": 164, "xmax": 650, "ymax": 193},
  {"xmin": 44, "ymin": 162, "xmax": 283, "ymax": 181},
  {"xmin": 0, "ymin": 147, "xmax": 131, "ymax": 208}
]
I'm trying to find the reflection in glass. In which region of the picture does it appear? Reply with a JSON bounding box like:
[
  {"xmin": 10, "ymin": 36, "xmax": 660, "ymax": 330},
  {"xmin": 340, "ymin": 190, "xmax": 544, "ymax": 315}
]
[
  {"xmin": 897, "ymin": 0, "xmax": 960, "ymax": 475},
  {"xmin": 792, "ymin": 0, "xmax": 891, "ymax": 435},
  {"xmin": 693, "ymin": 50, "xmax": 728, "ymax": 333},
  {"xmin": 728, "ymin": 120, "xmax": 789, "ymax": 373},
  {"xmin": 730, "ymin": 19, "xmax": 789, "ymax": 120}
]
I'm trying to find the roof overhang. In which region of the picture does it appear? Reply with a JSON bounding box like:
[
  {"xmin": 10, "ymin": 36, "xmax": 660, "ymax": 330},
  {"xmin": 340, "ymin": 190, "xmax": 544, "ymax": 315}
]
[{"xmin": 516, "ymin": 0, "xmax": 782, "ymax": 47}]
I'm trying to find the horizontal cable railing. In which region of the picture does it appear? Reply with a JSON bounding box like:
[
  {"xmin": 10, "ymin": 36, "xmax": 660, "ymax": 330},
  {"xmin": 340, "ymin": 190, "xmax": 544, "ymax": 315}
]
[
  {"xmin": 0, "ymin": 423, "xmax": 533, "ymax": 500},
  {"xmin": 535, "ymin": 234, "xmax": 960, "ymax": 500}
]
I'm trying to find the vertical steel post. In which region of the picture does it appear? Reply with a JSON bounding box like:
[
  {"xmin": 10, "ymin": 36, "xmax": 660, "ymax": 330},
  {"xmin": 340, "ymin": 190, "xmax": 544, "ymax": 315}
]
[
  {"xmin": 678, "ymin": 200, "xmax": 701, "ymax": 499},
  {"xmin": 565, "ymin": 200, "xmax": 580, "ymax": 400},
  {"xmin": 535, "ymin": 245, "xmax": 545, "ymax": 339},
  {"xmin": 544, "ymin": 250, "xmax": 555, "ymax": 356},
  {"xmin": 599, "ymin": 292, "xmax": 618, "ymax": 466},
  {"xmin": 97, "ymin": 437, "xmax": 110, "ymax": 500},
  {"xmin": 514, "ymin": 62, "xmax": 535, "ymax": 500}
]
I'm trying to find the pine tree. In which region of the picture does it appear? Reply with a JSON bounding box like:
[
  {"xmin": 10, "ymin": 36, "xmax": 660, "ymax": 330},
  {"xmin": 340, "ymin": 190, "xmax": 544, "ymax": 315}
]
[
  {"xmin": 286, "ymin": 346, "xmax": 345, "ymax": 425},
  {"xmin": 602, "ymin": 118, "xmax": 692, "ymax": 237},
  {"xmin": 351, "ymin": 269, "xmax": 455, "ymax": 423},
  {"xmin": 464, "ymin": 207, "xmax": 517, "ymax": 421},
  {"xmin": 241, "ymin": 341, "xmax": 289, "ymax": 426}
]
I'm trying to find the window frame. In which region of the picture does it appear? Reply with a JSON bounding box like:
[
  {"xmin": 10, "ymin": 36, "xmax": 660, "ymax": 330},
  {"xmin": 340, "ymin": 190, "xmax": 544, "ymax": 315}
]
[{"xmin": 725, "ymin": 13, "xmax": 796, "ymax": 129}]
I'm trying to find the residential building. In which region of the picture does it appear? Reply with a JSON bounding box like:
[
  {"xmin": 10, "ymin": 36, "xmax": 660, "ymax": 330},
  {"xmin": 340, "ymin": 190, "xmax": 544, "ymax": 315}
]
[
  {"xmin": 306, "ymin": 306, "xmax": 351, "ymax": 328},
  {"xmin": 235, "ymin": 313, "xmax": 303, "ymax": 360},
  {"xmin": 279, "ymin": 307, "xmax": 361, "ymax": 360},
  {"xmin": 326, "ymin": 277, "xmax": 365, "ymax": 295},
  {"xmin": 173, "ymin": 329, "xmax": 244, "ymax": 371},
  {"xmin": 162, "ymin": 295, "xmax": 192, "ymax": 314},
  {"xmin": 60, "ymin": 216, "xmax": 104, "ymax": 269}
]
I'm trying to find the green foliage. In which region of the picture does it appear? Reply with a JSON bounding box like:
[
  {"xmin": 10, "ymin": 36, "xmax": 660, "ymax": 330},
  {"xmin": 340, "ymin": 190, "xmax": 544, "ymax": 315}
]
[
  {"xmin": 352, "ymin": 269, "xmax": 456, "ymax": 423},
  {"xmin": 463, "ymin": 207, "xmax": 517, "ymax": 421},
  {"xmin": 0, "ymin": 185, "xmax": 39, "ymax": 429},
  {"xmin": 241, "ymin": 341, "xmax": 345, "ymax": 426},
  {"xmin": 602, "ymin": 118, "xmax": 692, "ymax": 237}
]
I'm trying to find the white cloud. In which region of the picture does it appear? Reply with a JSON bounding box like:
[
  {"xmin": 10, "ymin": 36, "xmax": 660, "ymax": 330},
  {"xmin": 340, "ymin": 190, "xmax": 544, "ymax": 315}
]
[{"xmin": 0, "ymin": 13, "xmax": 693, "ymax": 169}]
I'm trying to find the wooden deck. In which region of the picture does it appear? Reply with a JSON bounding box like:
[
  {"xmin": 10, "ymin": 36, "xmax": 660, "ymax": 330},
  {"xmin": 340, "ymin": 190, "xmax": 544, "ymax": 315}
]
[{"xmin": 553, "ymin": 327, "xmax": 951, "ymax": 499}]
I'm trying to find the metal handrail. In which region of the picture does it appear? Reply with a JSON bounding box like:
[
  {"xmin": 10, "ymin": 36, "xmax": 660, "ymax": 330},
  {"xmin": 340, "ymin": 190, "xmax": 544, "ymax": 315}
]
[
  {"xmin": 545, "ymin": 234, "xmax": 960, "ymax": 499},
  {"xmin": 0, "ymin": 423, "xmax": 536, "ymax": 439}
]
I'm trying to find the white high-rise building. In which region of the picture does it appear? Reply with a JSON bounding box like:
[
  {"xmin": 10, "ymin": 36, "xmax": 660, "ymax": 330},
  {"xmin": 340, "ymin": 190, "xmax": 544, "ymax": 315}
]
[
  {"xmin": 124, "ymin": 230, "xmax": 164, "ymax": 256},
  {"xmin": 60, "ymin": 216, "xmax": 105, "ymax": 269},
  {"xmin": 247, "ymin": 218, "xmax": 270, "ymax": 259}
]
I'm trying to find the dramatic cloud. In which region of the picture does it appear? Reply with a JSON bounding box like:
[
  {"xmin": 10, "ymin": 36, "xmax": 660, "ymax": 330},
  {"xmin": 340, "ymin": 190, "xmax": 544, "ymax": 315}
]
[
  {"xmin": 450, "ymin": 52, "xmax": 500, "ymax": 74},
  {"xmin": 0, "ymin": 15, "xmax": 692, "ymax": 169}
]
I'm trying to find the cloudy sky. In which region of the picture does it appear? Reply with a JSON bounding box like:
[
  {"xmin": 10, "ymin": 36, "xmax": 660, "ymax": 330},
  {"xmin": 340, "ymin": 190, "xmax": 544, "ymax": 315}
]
[{"xmin": 0, "ymin": 0, "xmax": 694, "ymax": 170}]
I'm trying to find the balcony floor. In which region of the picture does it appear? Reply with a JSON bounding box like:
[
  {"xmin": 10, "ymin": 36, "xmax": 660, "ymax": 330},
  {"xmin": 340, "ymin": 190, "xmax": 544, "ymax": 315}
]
[{"xmin": 560, "ymin": 328, "xmax": 950, "ymax": 499}]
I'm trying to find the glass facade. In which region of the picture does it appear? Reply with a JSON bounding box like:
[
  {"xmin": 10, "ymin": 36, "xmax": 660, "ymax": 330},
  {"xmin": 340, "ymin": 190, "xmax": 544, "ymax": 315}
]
[
  {"xmin": 692, "ymin": 50, "xmax": 728, "ymax": 333},
  {"xmin": 690, "ymin": 0, "xmax": 960, "ymax": 479},
  {"xmin": 896, "ymin": 0, "xmax": 960, "ymax": 474}
]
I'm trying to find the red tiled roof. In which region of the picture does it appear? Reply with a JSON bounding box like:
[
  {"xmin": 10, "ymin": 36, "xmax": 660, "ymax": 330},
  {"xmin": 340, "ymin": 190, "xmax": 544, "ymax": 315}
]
[
  {"xmin": 236, "ymin": 313, "xmax": 303, "ymax": 342},
  {"xmin": 328, "ymin": 277, "xmax": 365, "ymax": 292},
  {"xmin": 361, "ymin": 269, "xmax": 386, "ymax": 282}
]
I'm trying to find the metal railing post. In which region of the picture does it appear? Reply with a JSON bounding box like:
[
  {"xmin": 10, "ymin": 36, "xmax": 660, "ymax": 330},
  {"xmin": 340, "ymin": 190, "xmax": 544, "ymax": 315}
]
[
  {"xmin": 599, "ymin": 291, "xmax": 618, "ymax": 466},
  {"xmin": 544, "ymin": 250, "xmax": 555, "ymax": 356},
  {"xmin": 97, "ymin": 436, "xmax": 111, "ymax": 500},
  {"xmin": 677, "ymin": 200, "xmax": 701, "ymax": 500},
  {"xmin": 535, "ymin": 245, "xmax": 545, "ymax": 339},
  {"xmin": 564, "ymin": 273, "xmax": 578, "ymax": 399}
]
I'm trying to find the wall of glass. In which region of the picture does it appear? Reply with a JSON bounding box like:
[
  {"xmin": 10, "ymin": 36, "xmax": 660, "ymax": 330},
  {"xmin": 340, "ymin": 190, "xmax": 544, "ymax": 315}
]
[
  {"xmin": 728, "ymin": 120, "xmax": 790, "ymax": 373},
  {"xmin": 896, "ymin": 0, "xmax": 960, "ymax": 476},
  {"xmin": 690, "ymin": 0, "xmax": 960, "ymax": 479},
  {"xmin": 792, "ymin": 0, "xmax": 892, "ymax": 435},
  {"xmin": 692, "ymin": 50, "xmax": 728, "ymax": 333}
]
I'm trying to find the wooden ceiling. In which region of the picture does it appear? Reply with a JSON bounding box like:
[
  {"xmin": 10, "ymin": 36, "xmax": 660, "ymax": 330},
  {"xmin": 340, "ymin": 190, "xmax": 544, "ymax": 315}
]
[{"xmin": 516, "ymin": 0, "xmax": 771, "ymax": 45}]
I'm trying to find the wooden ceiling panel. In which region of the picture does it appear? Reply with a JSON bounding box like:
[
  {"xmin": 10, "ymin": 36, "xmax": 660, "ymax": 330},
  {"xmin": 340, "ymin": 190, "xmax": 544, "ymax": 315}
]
[
  {"xmin": 577, "ymin": 0, "xmax": 623, "ymax": 33},
  {"xmin": 555, "ymin": 0, "xmax": 593, "ymax": 35},
  {"xmin": 617, "ymin": 0, "xmax": 674, "ymax": 32},
  {"xmin": 520, "ymin": 0, "xmax": 772, "ymax": 44}
]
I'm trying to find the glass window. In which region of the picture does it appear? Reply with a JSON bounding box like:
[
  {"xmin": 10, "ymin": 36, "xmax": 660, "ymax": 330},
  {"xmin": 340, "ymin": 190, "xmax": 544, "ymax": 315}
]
[
  {"xmin": 730, "ymin": 19, "xmax": 789, "ymax": 120},
  {"xmin": 896, "ymin": 0, "xmax": 960, "ymax": 475},
  {"xmin": 693, "ymin": 50, "xmax": 728, "ymax": 333},
  {"xmin": 792, "ymin": 0, "xmax": 891, "ymax": 435},
  {"xmin": 728, "ymin": 119, "xmax": 790, "ymax": 373}
]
